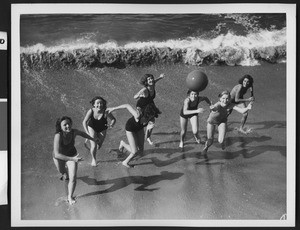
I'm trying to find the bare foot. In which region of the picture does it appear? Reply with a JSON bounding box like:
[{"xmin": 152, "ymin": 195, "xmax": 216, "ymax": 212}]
[
  {"xmin": 91, "ymin": 159, "xmax": 97, "ymax": 167},
  {"xmin": 68, "ymin": 197, "xmax": 76, "ymax": 205},
  {"xmin": 60, "ymin": 172, "xmax": 69, "ymax": 181},
  {"xmin": 147, "ymin": 138, "xmax": 154, "ymax": 145},
  {"xmin": 122, "ymin": 161, "xmax": 133, "ymax": 168},
  {"xmin": 179, "ymin": 142, "xmax": 183, "ymax": 148},
  {"xmin": 238, "ymin": 127, "xmax": 248, "ymax": 134}
]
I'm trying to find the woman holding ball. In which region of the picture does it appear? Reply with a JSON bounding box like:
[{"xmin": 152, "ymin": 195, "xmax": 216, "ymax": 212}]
[{"xmin": 179, "ymin": 90, "xmax": 211, "ymax": 149}]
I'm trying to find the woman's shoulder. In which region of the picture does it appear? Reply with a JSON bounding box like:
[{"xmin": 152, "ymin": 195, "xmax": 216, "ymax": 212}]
[{"xmin": 183, "ymin": 97, "xmax": 190, "ymax": 104}]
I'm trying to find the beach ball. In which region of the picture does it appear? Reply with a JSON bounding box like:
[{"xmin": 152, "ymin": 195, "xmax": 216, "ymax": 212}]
[{"xmin": 186, "ymin": 70, "xmax": 208, "ymax": 92}]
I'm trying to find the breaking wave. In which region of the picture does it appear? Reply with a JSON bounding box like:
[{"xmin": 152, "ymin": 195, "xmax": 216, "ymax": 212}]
[{"xmin": 20, "ymin": 28, "xmax": 286, "ymax": 70}]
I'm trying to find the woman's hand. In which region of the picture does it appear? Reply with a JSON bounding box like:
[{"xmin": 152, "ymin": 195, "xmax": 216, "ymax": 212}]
[
  {"xmin": 159, "ymin": 73, "xmax": 165, "ymax": 79},
  {"xmin": 248, "ymin": 96, "xmax": 255, "ymax": 102},
  {"xmin": 73, "ymin": 154, "xmax": 83, "ymax": 162},
  {"xmin": 247, "ymin": 101, "xmax": 254, "ymax": 110},
  {"xmin": 197, "ymin": 108, "xmax": 205, "ymax": 113},
  {"xmin": 107, "ymin": 123, "xmax": 114, "ymax": 129},
  {"xmin": 106, "ymin": 107, "xmax": 114, "ymax": 114}
]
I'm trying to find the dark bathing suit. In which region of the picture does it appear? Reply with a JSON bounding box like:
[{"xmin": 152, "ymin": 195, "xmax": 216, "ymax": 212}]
[
  {"xmin": 136, "ymin": 88, "xmax": 156, "ymax": 109},
  {"xmin": 180, "ymin": 97, "xmax": 200, "ymax": 119},
  {"xmin": 207, "ymin": 103, "xmax": 230, "ymax": 125},
  {"xmin": 125, "ymin": 116, "xmax": 147, "ymax": 132},
  {"xmin": 59, "ymin": 130, "xmax": 77, "ymax": 157},
  {"xmin": 87, "ymin": 109, "xmax": 108, "ymax": 133},
  {"xmin": 230, "ymin": 85, "xmax": 250, "ymax": 104}
]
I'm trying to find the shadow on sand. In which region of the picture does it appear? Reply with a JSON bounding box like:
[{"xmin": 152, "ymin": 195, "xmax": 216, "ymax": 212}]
[
  {"xmin": 228, "ymin": 120, "xmax": 286, "ymax": 131},
  {"xmin": 77, "ymin": 171, "xmax": 184, "ymax": 198}
]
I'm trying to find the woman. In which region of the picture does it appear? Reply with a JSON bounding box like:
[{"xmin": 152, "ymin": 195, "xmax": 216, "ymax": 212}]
[
  {"xmin": 179, "ymin": 90, "xmax": 211, "ymax": 148},
  {"xmin": 202, "ymin": 90, "xmax": 253, "ymax": 156},
  {"xmin": 82, "ymin": 96, "xmax": 116, "ymax": 166},
  {"xmin": 134, "ymin": 73, "xmax": 164, "ymax": 145},
  {"xmin": 229, "ymin": 74, "xmax": 255, "ymax": 133},
  {"xmin": 107, "ymin": 103, "xmax": 157, "ymax": 168},
  {"xmin": 53, "ymin": 116, "xmax": 100, "ymax": 204}
]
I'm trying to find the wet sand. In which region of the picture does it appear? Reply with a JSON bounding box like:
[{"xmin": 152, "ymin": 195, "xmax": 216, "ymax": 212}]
[{"xmin": 20, "ymin": 62, "xmax": 287, "ymax": 223}]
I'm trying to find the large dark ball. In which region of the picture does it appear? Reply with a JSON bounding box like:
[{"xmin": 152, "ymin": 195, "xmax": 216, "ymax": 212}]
[{"xmin": 186, "ymin": 70, "xmax": 208, "ymax": 92}]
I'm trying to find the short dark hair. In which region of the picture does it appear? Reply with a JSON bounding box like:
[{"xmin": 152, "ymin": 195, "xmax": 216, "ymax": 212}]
[
  {"xmin": 139, "ymin": 74, "xmax": 154, "ymax": 86},
  {"xmin": 187, "ymin": 90, "xmax": 199, "ymax": 95},
  {"xmin": 238, "ymin": 74, "xmax": 254, "ymax": 87},
  {"xmin": 55, "ymin": 116, "xmax": 72, "ymax": 133},
  {"xmin": 89, "ymin": 96, "xmax": 107, "ymax": 110}
]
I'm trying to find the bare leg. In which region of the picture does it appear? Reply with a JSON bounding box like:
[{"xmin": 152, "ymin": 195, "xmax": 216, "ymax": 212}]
[
  {"xmin": 218, "ymin": 122, "xmax": 227, "ymax": 150},
  {"xmin": 122, "ymin": 131, "xmax": 138, "ymax": 168},
  {"xmin": 179, "ymin": 116, "xmax": 188, "ymax": 148},
  {"xmin": 190, "ymin": 115, "xmax": 201, "ymax": 144},
  {"xmin": 237, "ymin": 103, "xmax": 248, "ymax": 132},
  {"xmin": 96, "ymin": 129, "xmax": 107, "ymax": 156},
  {"xmin": 119, "ymin": 140, "xmax": 132, "ymax": 153},
  {"xmin": 203, "ymin": 123, "xmax": 215, "ymax": 154},
  {"xmin": 66, "ymin": 160, "xmax": 78, "ymax": 205},
  {"xmin": 53, "ymin": 158, "xmax": 68, "ymax": 180},
  {"xmin": 88, "ymin": 127, "xmax": 97, "ymax": 166},
  {"xmin": 146, "ymin": 119, "xmax": 155, "ymax": 145},
  {"xmin": 240, "ymin": 112, "xmax": 248, "ymax": 131},
  {"xmin": 136, "ymin": 129, "xmax": 145, "ymax": 156}
]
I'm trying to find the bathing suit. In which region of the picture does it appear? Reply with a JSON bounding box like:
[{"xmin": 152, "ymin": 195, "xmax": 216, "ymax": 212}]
[
  {"xmin": 59, "ymin": 130, "xmax": 77, "ymax": 157},
  {"xmin": 207, "ymin": 103, "xmax": 231, "ymax": 125},
  {"xmin": 136, "ymin": 88, "xmax": 156, "ymax": 109},
  {"xmin": 230, "ymin": 84, "xmax": 250, "ymax": 104},
  {"xmin": 180, "ymin": 97, "xmax": 200, "ymax": 119},
  {"xmin": 125, "ymin": 116, "xmax": 147, "ymax": 132},
  {"xmin": 136, "ymin": 88, "xmax": 160, "ymax": 118},
  {"xmin": 87, "ymin": 109, "xmax": 108, "ymax": 133}
]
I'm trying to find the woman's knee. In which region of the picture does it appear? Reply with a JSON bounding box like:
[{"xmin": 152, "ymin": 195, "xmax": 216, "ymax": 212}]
[{"xmin": 218, "ymin": 136, "xmax": 224, "ymax": 143}]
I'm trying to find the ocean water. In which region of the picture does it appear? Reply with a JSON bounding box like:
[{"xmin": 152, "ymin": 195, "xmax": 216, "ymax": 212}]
[
  {"xmin": 19, "ymin": 13, "xmax": 287, "ymax": 220},
  {"xmin": 20, "ymin": 13, "xmax": 286, "ymax": 68}
]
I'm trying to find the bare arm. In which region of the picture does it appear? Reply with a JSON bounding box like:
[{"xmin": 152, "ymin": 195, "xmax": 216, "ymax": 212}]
[
  {"xmin": 199, "ymin": 96, "xmax": 212, "ymax": 106},
  {"xmin": 53, "ymin": 134, "xmax": 82, "ymax": 162},
  {"xmin": 232, "ymin": 102, "xmax": 253, "ymax": 114},
  {"xmin": 82, "ymin": 109, "xmax": 92, "ymax": 134},
  {"xmin": 134, "ymin": 88, "xmax": 148, "ymax": 99},
  {"xmin": 250, "ymin": 86, "xmax": 254, "ymax": 97},
  {"xmin": 209, "ymin": 102, "xmax": 220, "ymax": 112},
  {"xmin": 234, "ymin": 85, "xmax": 254, "ymax": 103},
  {"xmin": 182, "ymin": 98, "xmax": 204, "ymax": 115},
  {"xmin": 154, "ymin": 73, "xmax": 165, "ymax": 83},
  {"xmin": 74, "ymin": 129, "xmax": 100, "ymax": 142},
  {"xmin": 106, "ymin": 111, "xmax": 116, "ymax": 128},
  {"xmin": 107, "ymin": 104, "xmax": 139, "ymax": 119}
]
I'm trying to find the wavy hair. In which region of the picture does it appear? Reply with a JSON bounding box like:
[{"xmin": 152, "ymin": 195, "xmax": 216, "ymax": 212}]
[
  {"xmin": 238, "ymin": 74, "xmax": 254, "ymax": 87},
  {"xmin": 55, "ymin": 116, "xmax": 72, "ymax": 133},
  {"xmin": 89, "ymin": 96, "xmax": 107, "ymax": 110},
  {"xmin": 218, "ymin": 90, "xmax": 231, "ymax": 99},
  {"xmin": 139, "ymin": 74, "xmax": 154, "ymax": 86}
]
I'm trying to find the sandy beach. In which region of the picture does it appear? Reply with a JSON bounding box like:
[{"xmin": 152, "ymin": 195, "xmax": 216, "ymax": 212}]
[{"xmin": 20, "ymin": 62, "xmax": 287, "ymax": 221}]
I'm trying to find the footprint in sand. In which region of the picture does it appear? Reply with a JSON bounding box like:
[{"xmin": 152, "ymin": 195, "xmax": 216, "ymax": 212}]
[
  {"xmin": 54, "ymin": 196, "xmax": 68, "ymax": 207},
  {"xmin": 235, "ymin": 127, "xmax": 253, "ymax": 135},
  {"xmin": 55, "ymin": 196, "xmax": 78, "ymax": 206}
]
